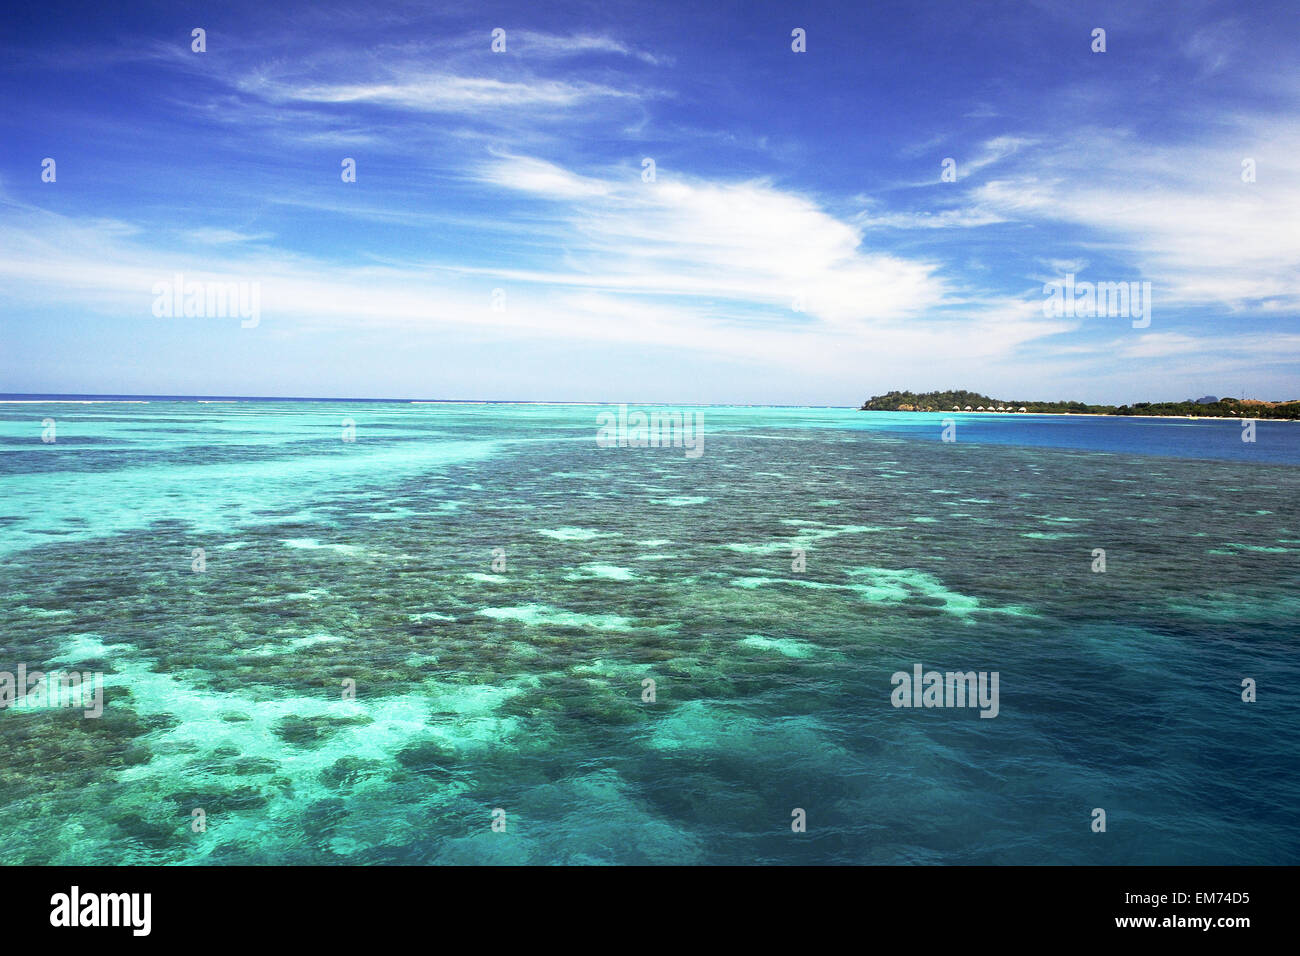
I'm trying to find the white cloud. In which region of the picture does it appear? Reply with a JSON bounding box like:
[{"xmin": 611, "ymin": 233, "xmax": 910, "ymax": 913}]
[
  {"xmin": 243, "ymin": 72, "xmax": 632, "ymax": 112},
  {"xmin": 479, "ymin": 155, "xmax": 613, "ymax": 199},
  {"xmin": 512, "ymin": 31, "xmax": 668, "ymax": 66},
  {"xmin": 858, "ymin": 208, "xmax": 1006, "ymax": 229},
  {"xmin": 481, "ymin": 156, "xmax": 952, "ymax": 327},
  {"xmin": 187, "ymin": 228, "xmax": 274, "ymax": 245},
  {"xmin": 969, "ymin": 122, "xmax": 1300, "ymax": 312}
]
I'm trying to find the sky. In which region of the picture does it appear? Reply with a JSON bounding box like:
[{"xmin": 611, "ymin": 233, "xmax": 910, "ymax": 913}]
[{"xmin": 1, "ymin": 0, "xmax": 1297, "ymax": 404}]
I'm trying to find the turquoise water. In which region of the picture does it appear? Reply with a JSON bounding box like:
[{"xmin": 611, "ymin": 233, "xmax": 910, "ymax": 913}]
[{"xmin": 1, "ymin": 402, "xmax": 1297, "ymax": 864}]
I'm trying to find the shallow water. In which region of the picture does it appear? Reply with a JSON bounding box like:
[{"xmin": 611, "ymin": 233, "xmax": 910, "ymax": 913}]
[{"xmin": 1, "ymin": 402, "xmax": 1297, "ymax": 864}]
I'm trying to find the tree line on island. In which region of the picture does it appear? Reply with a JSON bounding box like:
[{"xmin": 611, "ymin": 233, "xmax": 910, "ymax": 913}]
[{"xmin": 859, "ymin": 390, "xmax": 1300, "ymax": 419}]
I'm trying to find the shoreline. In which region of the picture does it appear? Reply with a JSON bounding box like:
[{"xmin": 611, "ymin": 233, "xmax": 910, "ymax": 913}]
[{"xmin": 910, "ymin": 410, "xmax": 1296, "ymax": 422}]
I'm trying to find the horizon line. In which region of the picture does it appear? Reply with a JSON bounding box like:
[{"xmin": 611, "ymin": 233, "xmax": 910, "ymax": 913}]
[{"xmin": 0, "ymin": 393, "xmax": 855, "ymax": 409}]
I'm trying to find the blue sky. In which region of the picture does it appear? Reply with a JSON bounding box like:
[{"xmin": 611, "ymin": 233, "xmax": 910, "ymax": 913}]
[{"xmin": 1, "ymin": 0, "xmax": 1297, "ymax": 403}]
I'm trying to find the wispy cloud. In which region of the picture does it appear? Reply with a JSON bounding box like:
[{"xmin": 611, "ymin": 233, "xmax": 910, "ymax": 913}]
[
  {"xmin": 187, "ymin": 228, "xmax": 275, "ymax": 245},
  {"xmin": 972, "ymin": 121, "xmax": 1300, "ymax": 311},
  {"xmin": 243, "ymin": 72, "xmax": 635, "ymax": 112},
  {"xmin": 510, "ymin": 31, "xmax": 670, "ymax": 66}
]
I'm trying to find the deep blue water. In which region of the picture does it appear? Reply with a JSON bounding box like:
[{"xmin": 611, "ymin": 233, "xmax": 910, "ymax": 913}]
[{"xmin": 859, "ymin": 410, "xmax": 1300, "ymax": 464}]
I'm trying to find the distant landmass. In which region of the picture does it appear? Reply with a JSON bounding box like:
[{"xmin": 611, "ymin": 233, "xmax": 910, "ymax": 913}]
[{"xmin": 859, "ymin": 390, "xmax": 1300, "ymax": 419}]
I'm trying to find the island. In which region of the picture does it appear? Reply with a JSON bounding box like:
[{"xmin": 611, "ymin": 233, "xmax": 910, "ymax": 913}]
[{"xmin": 859, "ymin": 390, "xmax": 1300, "ymax": 420}]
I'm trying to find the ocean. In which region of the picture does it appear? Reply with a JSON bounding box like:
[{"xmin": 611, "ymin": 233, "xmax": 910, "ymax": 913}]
[{"xmin": 1, "ymin": 401, "xmax": 1297, "ymax": 864}]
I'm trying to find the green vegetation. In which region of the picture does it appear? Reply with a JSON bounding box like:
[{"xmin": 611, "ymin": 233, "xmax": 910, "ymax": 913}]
[{"xmin": 859, "ymin": 390, "xmax": 1300, "ymax": 419}]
